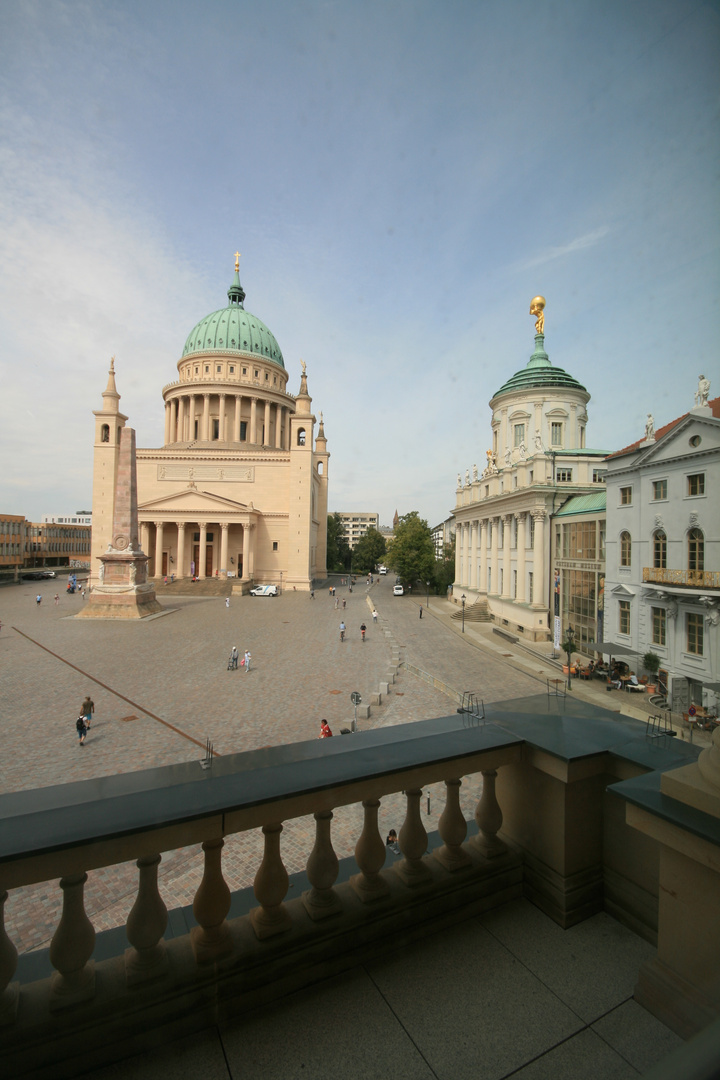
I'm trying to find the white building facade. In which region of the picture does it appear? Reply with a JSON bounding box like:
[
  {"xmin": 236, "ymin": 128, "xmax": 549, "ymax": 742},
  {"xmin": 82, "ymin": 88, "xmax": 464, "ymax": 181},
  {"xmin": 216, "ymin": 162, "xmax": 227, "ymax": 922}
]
[
  {"xmin": 453, "ymin": 313, "xmax": 605, "ymax": 641},
  {"xmin": 604, "ymin": 394, "xmax": 719, "ymax": 711}
]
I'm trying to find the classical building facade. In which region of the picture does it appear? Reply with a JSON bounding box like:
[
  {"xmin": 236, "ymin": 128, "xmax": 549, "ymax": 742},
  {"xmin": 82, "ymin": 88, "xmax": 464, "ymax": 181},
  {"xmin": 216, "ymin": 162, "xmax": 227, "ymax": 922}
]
[
  {"xmin": 453, "ymin": 301, "xmax": 606, "ymax": 641},
  {"xmin": 90, "ymin": 262, "xmax": 329, "ymax": 591},
  {"xmin": 604, "ymin": 390, "xmax": 719, "ymax": 711}
]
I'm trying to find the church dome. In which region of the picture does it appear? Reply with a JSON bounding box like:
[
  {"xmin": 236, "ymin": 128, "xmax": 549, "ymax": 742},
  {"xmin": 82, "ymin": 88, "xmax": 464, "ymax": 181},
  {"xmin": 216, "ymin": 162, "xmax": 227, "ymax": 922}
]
[
  {"xmin": 182, "ymin": 270, "xmax": 285, "ymax": 369},
  {"xmin": 493, "ymin": 333, "xmax": 586, "ymax": 399}
]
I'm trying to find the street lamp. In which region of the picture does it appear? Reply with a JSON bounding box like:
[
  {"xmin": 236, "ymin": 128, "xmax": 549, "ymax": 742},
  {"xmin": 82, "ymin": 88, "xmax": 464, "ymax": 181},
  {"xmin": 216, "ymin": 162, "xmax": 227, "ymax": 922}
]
[
  {"xmin": 461, "ymin": 593, "xmax": 466, "ymax": 634},
  {"xmin": 426, "ymin": 581, "xmax": 430, "ymax": 608}
]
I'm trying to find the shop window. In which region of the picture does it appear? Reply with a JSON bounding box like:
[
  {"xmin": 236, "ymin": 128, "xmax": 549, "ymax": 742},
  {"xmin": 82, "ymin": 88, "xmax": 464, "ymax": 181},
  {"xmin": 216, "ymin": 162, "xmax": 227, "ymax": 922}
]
[{"xmin": 620, "ymin": 531, "xmax": 631, "ymax": 567}]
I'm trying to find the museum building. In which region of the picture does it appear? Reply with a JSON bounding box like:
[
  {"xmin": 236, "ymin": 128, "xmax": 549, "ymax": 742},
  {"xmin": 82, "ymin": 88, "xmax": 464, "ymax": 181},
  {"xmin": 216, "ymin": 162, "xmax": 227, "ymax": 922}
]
[
  {"xmin": 89, "ymin": 261, "xmax": 329, "ymax": 591},
  {"xmin": 452, "ymin": 300, "xmax": 606, "ymax": 641}
]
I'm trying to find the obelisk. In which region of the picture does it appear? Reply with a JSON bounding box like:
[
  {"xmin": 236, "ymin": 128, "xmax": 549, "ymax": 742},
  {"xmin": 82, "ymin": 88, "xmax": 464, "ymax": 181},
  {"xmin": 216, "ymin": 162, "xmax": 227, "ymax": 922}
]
[{"xmin": 78, "ymin": 427, "xmax": 162, "ymax": 618}]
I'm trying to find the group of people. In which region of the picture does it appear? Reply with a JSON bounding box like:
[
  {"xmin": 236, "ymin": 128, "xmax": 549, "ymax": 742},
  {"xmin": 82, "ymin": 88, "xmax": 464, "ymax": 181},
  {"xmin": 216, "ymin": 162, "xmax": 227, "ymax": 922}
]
[{"xmin": 228, "ymin": 646, "xmax": 251, "ymax": 671}]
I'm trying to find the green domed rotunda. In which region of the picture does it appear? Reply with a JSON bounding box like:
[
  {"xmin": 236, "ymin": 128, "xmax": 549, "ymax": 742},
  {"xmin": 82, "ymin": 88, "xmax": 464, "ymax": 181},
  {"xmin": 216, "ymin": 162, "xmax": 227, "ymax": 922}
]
[
  {"xmin": 182, "ymin": 269, "xmax": 285, "ymax": 368},
  {"xmin": 492, "ymin": 333, "xmax": 587, "ymax": 399}
]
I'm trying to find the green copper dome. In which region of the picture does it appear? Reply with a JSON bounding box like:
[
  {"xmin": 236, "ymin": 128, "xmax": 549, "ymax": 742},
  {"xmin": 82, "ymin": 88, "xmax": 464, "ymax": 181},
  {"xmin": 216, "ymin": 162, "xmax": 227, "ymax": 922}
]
[
  {"xmin": 182, "ymin": 270, "xmax": 285, "ymax": 368},
  {"xmin": 493, "ymin": 334, "xmax": 586, "ymax": 398}
]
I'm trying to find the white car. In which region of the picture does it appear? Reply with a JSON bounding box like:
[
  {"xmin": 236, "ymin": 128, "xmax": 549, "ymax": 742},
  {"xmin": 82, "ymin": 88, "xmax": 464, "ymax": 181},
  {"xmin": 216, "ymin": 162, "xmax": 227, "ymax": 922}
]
[
  {"xmin": 393, "ymin": 584, "xmax": 404, "ymax": 596},
  {"xmin": 249, "ymin": 584, "xmax": 278, "ymax": 597},
  {"xmin": 379, "ymin": 566, "xmax": 387, "ymax": 575}
]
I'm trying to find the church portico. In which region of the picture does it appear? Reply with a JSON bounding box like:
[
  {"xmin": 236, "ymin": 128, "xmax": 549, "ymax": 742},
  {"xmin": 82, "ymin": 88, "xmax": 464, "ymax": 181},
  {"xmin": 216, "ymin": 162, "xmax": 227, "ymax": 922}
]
[{"xmin": 139, "ymin": 498, "xmax": 259, "ymax": 582}]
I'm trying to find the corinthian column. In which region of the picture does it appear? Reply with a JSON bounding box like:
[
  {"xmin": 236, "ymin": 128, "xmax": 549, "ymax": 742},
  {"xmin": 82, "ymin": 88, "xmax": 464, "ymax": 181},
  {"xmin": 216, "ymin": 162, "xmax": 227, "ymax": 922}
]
[
  {"xmin": 250, "ymin": 398, "xmax": 258, "ymax": 444},
  {"xmin": 516, "ymin": 513, "xmax": 526, "ymax": 602},
  {"xmin": 264, "ymin": 401, "xmax": 271, "ymax": 446},
  {"xmin": 490, "ymin": 517, "xmax": 499, "ymax": 595},
  {"xmin": 275, "ymin": 403, "xmax": 283, "ymax": 448},
  {"xmin": 470, "ymin": 520, "xmax": 478, "ymax": 590},
  {"xmin": 220, "ymin": 523, "xmax": 229, "ymax": 578},
  {"xmin": 234, "ymin": 395, "xmax": 242, "ymax": 442},
  {"xmin": 198, "ymin": 521, "xmax": 207, "ymax": 579},
  {"xmin": 177, "ymin": 522, "xmax": 186, "ymax": 579},
  {"xmin": 531, "ymin": 508, "xmax": 546, "ymax": 608},
  {"xmin": 502, "ymin": 514, "xmax": 512, "ymax": 598},
  {"xmin": 218, "ymin": 394, "xmax": 226, "ymax": 442},
  {"xmin": 479, "ymin": 520, "xmax": 488, "ymax": 594},
  {"xmin": 202, "ymin": 394, "xmax": 210, "ymax": 441}
]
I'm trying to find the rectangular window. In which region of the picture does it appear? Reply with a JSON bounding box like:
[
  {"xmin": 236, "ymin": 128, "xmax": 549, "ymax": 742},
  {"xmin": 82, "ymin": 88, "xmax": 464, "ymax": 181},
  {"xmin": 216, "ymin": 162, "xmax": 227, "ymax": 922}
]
[
  {"xmin": 272, "ymin": 541, "xmax": 278, "ymax": 552},
  {"xmin": 599, "ymin": 521, "xmax": 606, "ymax": 560},
  {"xmin": 551, "ymin": 422, "xmax": 563, "ymax": 446},
  {"xmin": 620, "ymin": 487, "xmax": 632, "ymax": 505},
  {"xmin": 512, "ymin": 569, "xmax": 517, "ymax": 597},
  {"xmin": 687, "ymin": 613, "xmax": 704, "ymax": 655},
  {"xmin": 592, "ymin": 469, "xmax": 605, "ymax": 483},
  {"xmin": 240, "ymin": 421, "xmax": 247, "ymax": 440},
  {"xmin": 688, "ymin": 473, "xmax": 705, "ymax": 496},
  {"xmin": 556, "ymin": 468, "xmax": 573, "ymax": 482},
  {"xmin": 528, "ymin": 571, "xmax": 534, "ymax": 603},
  {"xmin": 499, "ymin": 569, "xmax": 503, "ymax": 594},
  {"xmin": 216, "ymin": 365, "xmax": 222, "ymax": 373},
  {"xmin": 652, "ymin": 607, "xmax": 666, "ymax": 647},
  {"xmin": 229, "ymin": 366, "xmax": 235, "ymax": 373},
  {"xmin": 513, "ymin": 423, "xmax": 525, "ymax": 447},
  {"xmin": 652, "ymin": 479, "xmax": 667, "ymax": 500},
  {"xmin": 619, "ymin": 600, "xmax": 630, "ymax": 636}
]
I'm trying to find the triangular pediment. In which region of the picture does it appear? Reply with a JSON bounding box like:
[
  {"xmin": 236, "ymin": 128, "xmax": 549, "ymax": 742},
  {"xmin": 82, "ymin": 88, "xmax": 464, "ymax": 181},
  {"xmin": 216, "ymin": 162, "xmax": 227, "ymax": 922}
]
[
  {"xmin": 138, "ymin": 487, "xmax": 253, "ymax": 515},
  {"xmin": 634, "ymin": 413, "xmax": 720, "ymax": 466},
  {"xmin": 611, "ymin": 583, "xmax": 636, "ymax": 597}
]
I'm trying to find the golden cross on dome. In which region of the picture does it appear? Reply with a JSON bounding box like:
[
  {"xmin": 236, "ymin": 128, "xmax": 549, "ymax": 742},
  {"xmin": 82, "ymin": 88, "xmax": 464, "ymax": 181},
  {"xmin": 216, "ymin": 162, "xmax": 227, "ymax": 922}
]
[{"xmin": 234, "ymin": 251, "xmax": 241, "ymax": 271}]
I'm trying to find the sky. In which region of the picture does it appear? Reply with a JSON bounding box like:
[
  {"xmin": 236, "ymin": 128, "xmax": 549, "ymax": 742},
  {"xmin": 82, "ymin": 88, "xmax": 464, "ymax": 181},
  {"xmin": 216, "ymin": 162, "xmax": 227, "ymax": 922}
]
[{"xmin": 1, "ymin": 0, "xmax": 718, "ymax": 529}]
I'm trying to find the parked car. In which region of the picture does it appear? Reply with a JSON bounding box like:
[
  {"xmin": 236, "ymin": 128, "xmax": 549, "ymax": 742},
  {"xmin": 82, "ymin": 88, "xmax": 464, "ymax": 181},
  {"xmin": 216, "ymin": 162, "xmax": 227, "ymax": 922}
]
[
  {"xmin": 393, "ymin": 584, "xmax": 404, "ymax": 596},
  {"xmin": 249, "ymin": 584, "xmax": 278, "ymax": 597},
  {"xmin": 22, "ymin": 570, "xmax": 55, "ymax": 580}
]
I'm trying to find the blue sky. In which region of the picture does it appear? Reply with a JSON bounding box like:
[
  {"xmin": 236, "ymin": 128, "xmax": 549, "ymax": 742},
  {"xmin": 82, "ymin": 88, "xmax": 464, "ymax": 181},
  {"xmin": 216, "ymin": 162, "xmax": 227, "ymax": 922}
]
[{"xmin": 1, "ymin": 0, "xmax": 718, "ymax": 528}]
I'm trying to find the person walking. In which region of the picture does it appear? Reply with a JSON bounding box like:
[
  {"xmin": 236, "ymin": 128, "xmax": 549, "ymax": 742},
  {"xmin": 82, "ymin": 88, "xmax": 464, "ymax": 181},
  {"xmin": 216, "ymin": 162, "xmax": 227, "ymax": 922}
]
[
  {"xmin": 35, "ymin": 594, "xmax": 42, "ymax": 606},
  {"xmin": 230, "ymin": 645, "xmax": 239, "ymax": 669},
  {"xmin": 54, "ymin": 594, "xmax": 59, "ymax": 606},
  {"xmin": 243, "ymin": 649, "xmax": 251, "ymax": 672},
  {"xmin": 81, "ymin": 694, "xmax": 95, "ymax": 729},
  {"xmin": 339, "ymin": 621, "xmax": 346, "ymax": 642},
  {"xmin": 419, "ymin": 607, "xmax": 423, "ymax": 619},
  {"xmin": 372, "ymin": 608, "xmax": 378, "ymax": 624},
  {"xmin": 310, "ymin": 588, "xmax": 315, "ymax": 599},
  {"xmin": 342, "ymin": 598, "xmax": 346, "ymax": 610},
  {"xmin": 319, "ymin": 719, "xmax": 333, "ymax": 738},
  {"xmin": 360, "ymin": 622, "xmax": 367, "ymax": 642},
  {"xmin": 76, "ymin": 714, "xmax": 88, "ymax": 746},
  {"xmin": 225, "ymin": 597, "xmax": 230, "ymax": 609}
]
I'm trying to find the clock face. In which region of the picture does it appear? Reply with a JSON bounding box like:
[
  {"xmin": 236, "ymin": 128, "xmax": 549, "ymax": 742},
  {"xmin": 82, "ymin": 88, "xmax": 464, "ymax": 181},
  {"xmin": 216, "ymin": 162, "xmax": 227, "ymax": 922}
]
[{"xmin": 114, "ymin": 534, "xmax": 129, "ymax": 550}]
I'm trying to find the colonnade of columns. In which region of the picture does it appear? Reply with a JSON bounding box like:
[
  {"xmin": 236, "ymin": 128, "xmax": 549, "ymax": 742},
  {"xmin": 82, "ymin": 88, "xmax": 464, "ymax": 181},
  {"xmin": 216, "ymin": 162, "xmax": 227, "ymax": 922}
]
[
  {"xmin": 140, "ymin": 520, "xmax": 253, "ymax": 580},
  {"xmin": 164, "ymin": 393, "xmax": 290, "ymax": 448},
  {"xmin": 454, "ymin": 508, "xmax": 546, "ymax": 608}
]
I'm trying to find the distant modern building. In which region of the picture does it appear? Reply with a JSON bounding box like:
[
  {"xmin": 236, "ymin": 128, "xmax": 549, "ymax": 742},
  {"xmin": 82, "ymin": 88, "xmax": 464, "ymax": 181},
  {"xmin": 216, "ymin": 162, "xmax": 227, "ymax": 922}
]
[
  {"xmin": 42, "ymin": 511, "xmax": 92, "ymax": 526},
  {"xmin": 333, "ymin": 512, "xmax": 379, "ymax": 550},
  {"xmin": 26, "ymin": 521, "xmax": 92, "ymax": 568},
  {"xmin": 431, "ymin": 517, "xmax": 455, "ymax": 559},
  {"xmin": 0, "ymin": 514, "xmax": 27, "ymax": 572},
  {"xmin": 452, "ymin": 298, "xmax": 606, "ymax": 641},
  {"xmin": 604, "ymin": 387, "xmax": 719, "ymax": 712}
]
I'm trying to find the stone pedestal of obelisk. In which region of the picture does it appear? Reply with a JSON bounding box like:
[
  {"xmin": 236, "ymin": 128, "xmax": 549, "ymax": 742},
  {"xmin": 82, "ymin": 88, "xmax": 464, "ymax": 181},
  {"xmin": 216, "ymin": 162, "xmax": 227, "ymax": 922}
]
[{"xmin": 78, "ymin": 427, "xmax": 162, "ymax": 618}]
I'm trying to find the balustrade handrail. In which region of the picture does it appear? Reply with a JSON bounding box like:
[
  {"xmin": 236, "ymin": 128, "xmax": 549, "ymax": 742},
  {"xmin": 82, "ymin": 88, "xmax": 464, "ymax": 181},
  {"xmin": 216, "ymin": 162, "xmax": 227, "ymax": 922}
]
[
  {"xmin": 0, "ymin": 716, "xmax": 521, "ymax": 890},
  {"xmin": 642, "ymin": 567, "xmax": 720, "ymax": 588}
]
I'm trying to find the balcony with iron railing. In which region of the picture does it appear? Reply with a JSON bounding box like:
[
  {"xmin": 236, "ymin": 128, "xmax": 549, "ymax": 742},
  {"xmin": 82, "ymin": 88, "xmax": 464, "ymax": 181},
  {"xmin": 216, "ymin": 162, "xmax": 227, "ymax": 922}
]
[
  {"xmin": 643, "ymin": 567, "xmax": 720, "ymax": 589},
  {"xmin": 2, "ymin": 697, "xmax": 719, "ymax": 1079}
]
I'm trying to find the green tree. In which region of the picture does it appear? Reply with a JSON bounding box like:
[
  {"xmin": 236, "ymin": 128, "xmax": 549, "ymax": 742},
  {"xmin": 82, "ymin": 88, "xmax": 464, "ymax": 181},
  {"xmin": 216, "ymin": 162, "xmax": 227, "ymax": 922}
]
[
  {"xmin": 433, "ymin": 538, "xmax": 455, "ymax": 594},
  {"xmin": 326, "ymin": 513, "xmax": 351, "ymax": 572},
  {"xmin": 386, "ymin": 512, "xmax": 435, "ymax": 586},
  {"xmin": 352, "ymin": 527, "xmax": 386, "ymax": 573}
]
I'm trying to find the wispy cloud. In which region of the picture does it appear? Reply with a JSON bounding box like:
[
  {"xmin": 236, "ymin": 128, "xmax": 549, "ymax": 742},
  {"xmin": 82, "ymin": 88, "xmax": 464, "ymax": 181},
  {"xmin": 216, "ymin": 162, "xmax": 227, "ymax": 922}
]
[{"xmin": 512, "ymin": 226, "xmax": 611, "ymax": 273}]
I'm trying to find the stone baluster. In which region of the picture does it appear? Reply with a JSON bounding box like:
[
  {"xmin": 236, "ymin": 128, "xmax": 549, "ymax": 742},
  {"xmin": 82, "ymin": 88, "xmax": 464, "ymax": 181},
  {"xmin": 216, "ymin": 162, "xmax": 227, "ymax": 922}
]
[
  {"xmin": 472, "ymin": 770, "xmax": 508, "ymax": 858},
  {"xmin": 250, "ymin": 823, "xmax": 291, "ymax": 939},
  {"xmin": 48, "ymin": 873, "xmax": 96, "ymax": 1008},
  {"xmin": 395, "ymin": 789, "xmax": 432, "ymax": 886},
  {"xmin": 125, "ymin": 854, "xmax": 168, "ymax": 984},
  {"xmin": 350, "ymin": 799, "xmax": 389, "ymax": 902},
  {"xmin": 303, "ymin": 811, "xmax": 341, "ymax": 920},
  {"xmin": 434, "ymin": 779, "xmax": 471, "ymax": 871},
  {"xmin": 0, "ymin": 890, "xmax": 19, "ymax": 1024},
  {"xmin": 190, "ymin": 839, "xmax": 232, "ymax": 963}
]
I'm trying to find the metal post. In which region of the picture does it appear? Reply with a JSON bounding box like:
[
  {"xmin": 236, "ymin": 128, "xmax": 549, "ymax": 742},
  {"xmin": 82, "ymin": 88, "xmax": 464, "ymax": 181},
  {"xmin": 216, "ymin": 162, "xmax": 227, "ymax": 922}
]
[
  {"xmin": 426, "ymin": 581, "xmax": 430, "ymax": 608},
  {"xmin": 461, "ymin": 594, "xmax": 466, "ymax": 633}
]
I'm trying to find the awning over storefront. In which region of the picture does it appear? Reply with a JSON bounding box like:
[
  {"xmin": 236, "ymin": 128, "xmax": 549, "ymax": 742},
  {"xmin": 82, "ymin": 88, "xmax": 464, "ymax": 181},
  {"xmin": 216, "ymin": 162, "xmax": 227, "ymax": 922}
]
[{"xmin": 585, "ymin": 641, "xmax": 643, "ymax": 659}]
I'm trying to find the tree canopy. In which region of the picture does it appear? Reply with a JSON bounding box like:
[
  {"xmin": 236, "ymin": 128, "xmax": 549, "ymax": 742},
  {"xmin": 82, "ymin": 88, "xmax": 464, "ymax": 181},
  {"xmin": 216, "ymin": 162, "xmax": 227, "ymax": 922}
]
[
  {"xmin": 386, "ymin": 511, "xmax": 436, "ymax": 586},
  {"xmin": 326, "ymin": 513, "xmax": 351, "ymax": 572},
  {"xmin": 351, "ymin": 527, "xmax": 386, "ymax": 573}
]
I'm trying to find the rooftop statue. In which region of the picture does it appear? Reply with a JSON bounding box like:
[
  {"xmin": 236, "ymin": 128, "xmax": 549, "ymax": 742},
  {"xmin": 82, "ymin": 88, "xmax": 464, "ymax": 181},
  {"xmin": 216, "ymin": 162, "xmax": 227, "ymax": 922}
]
[
  {"xmin": 530, "ymin": 296, "xmax": 546, "ymax": 335},
  {"xmin": 695, "ymin": 374, "xmax": 710, "ymax": 408}
]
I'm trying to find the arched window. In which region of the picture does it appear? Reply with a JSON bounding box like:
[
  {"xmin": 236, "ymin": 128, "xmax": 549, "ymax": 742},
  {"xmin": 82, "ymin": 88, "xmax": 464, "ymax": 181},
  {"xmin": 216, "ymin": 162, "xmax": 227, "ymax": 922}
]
[
  {"xmin": 688, "ymin": 528, "xmax": 704, "ymax": 573},
  {"xmin": 297, "ymin": 428, "xmax": 306, "ymax": 446},
  {"xmin": 653, "ymin": 530, "xmax": 666, "ymax": 569},
  {"xmin": 317, "ymin": 461, "xmax": 324, "ymax": 475},
  {"xmin": 620, "ymin": 531, "xmax": 631, "ymax": 567},
  {"xmin": 101, "ymin": 424, "xmax": 110, "ymax": 442}
]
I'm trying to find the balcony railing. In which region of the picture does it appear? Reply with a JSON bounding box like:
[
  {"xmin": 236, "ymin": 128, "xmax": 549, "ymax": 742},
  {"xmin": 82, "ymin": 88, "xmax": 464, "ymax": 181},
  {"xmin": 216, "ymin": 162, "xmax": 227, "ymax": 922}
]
[
  {"xmin": 643, "ymin": 567, "xmax": 720, "ymax": 588},
  {"xmin": 0, "ymin": 699, "xmax": 716, "ymax": 1077}
]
